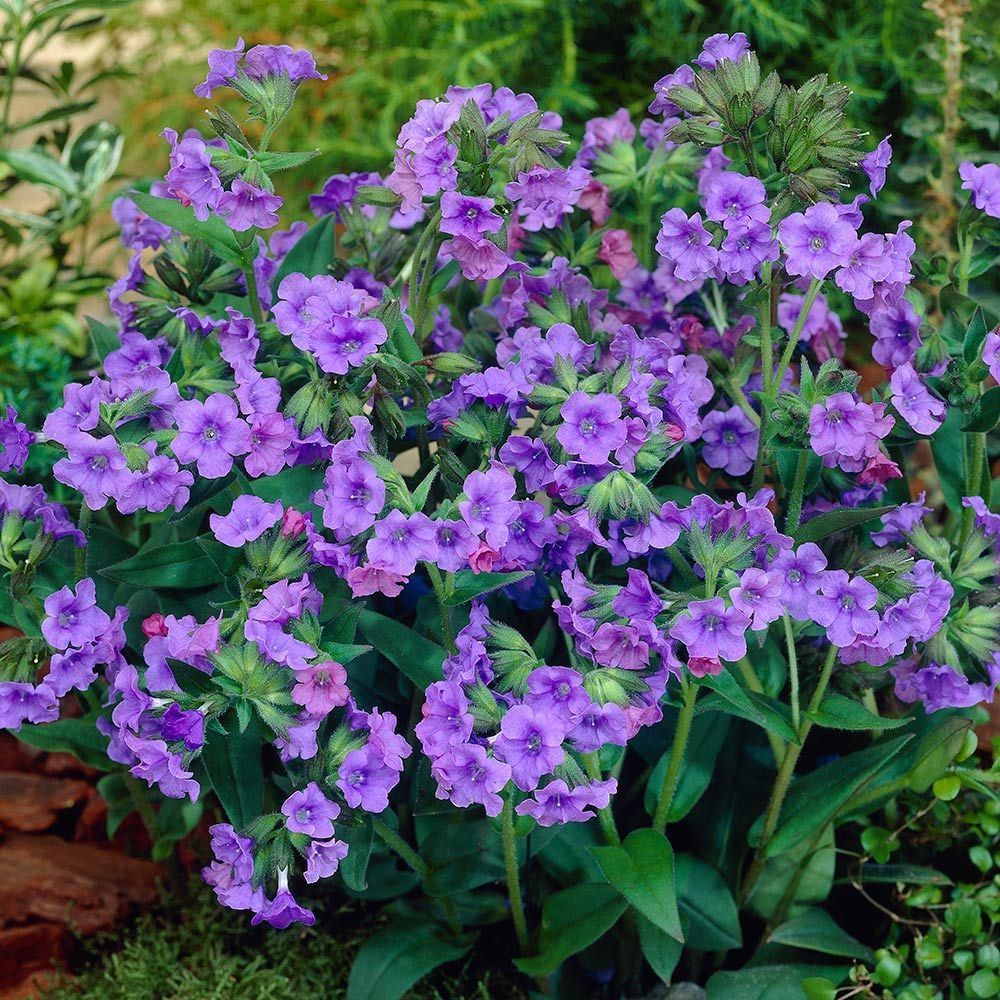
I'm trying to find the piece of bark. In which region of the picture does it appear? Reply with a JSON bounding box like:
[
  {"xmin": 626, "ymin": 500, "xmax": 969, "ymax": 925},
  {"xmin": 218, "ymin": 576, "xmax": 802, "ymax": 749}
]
[
  {"xmin": 0, "ymin": 773, "xmax": 89, "ymax": 833},
  {"xmin": 0, "ymin": 834, "xmax": 159, "ymax": 934},
  {"xmin": 0, "ymin": 925, "xmax": 69, "ymax": 989}
]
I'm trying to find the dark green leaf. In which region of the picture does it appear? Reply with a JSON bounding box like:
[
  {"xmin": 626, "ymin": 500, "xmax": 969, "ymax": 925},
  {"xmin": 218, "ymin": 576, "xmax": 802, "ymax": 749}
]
[
  {"xmin": 422, "ymin": 818, "xmax": 506, "ymax": 897},
  {"xmin": 346, "ymin": 918, "xmax": 472, "ymax": 1000},
  {"xmin": 807, "ymin": 694, "xmax": 911, "ymax": 732},
  {"xmin": 853, "ymin": 863, "xmax": 952, "ymax": 886},
  {"xmin": 749, "ymin": 825, "xmax": 835, "ymax": 921},
  {"xmin": 961, "ymin": 385, "xmax": 1000, "ymax": 433},
  {"xmin": 674, "ymin": 853, "xmax": 742, "ymax": 951},
  {"xmin": 590, "ymin": 829, "xmax": 682, "ymax": 940},
  {"xmin": 428, "ymin": 259, "xmax": 460, "ymax": 295},
  {"xmin": 762, "ymin": 736, "xmax": 912, "ymax": 857},
  {"xmin": 775, "ymin": 448, "xmax": 822, "ymax": 495},
  {"xmin": 152, "ymin": 798, "xmax": 204, "ymax": 861},
  {"xmin": 254, "ymin": 150, "xmax": 319, "ymax": 172},
  {"xmin": 906, "ymin": 715, "xmax": 971, "ymax": 793},
  {"xmin": 515, "ymin": 882, "xmax": 628, "ymax": 976},
  {"xmin": 129, "ymin": 191, "xmax": 246, "ymax": 267},
  {"xmin": 793, "ymin": 505, "xmax": 896, "ymax": 544},
  {"xmin": 645, "ymin": 714, "xmax": 730, "ymax": 822},
  {"xmin": 769, "ymin": 907, "xmax": 874, "ymax": 961},
  {"xmin": 707, "ymin": 965, "xmax": 846, "ymax": 999},
  {"xmin": 637, "ymin": 915, "xmax": 683, "ymax": 983},
  {"xmin": 443, "ymin": 570, "xmax": 533, "ymax": 605},
  {"xmin": 697, "ymin": 671, "xmax": 799, "ymax": 744},
  {"xmin": 357, "ymin": 610, "xmax": 446, "ymax": 688},
  {"xmin": 963, "ymin": 306, "xmax": 989, "ymax": 364},
  {"xmin": 272, "ymin": 213, "xmax": 336, "ymax": 288},
  {"xmin": 87, "ymin": 316, "xmax": 120, "ymax": 362},
  {"xmin": 95, "ymin": 774, "xmax": 136, "ymax": 837},
  {"xmin": 240, "ymin": 464, "xmax": 323, "ymax": 510},
  {"xmin": 101, "ymin": 538, "xmax": 222, "ymax": 589},
  {"xmin": 931, "ymin": 408, "xmax": 967, "ymax": 512},
  {"xmin": 319, "ymin": 641, "xmax": 372, "ymax": 664},
  {"xmin": 16, "ymin": 716, "xmax": 113, "ymax": 771},
  {"xmin": 200, "ymin": 714, "xmax": 263, "ymax": 830},
  {"xmin": 340, "ymin": 814, "xmax": 373, "ymax": 891},
  {"xmin": 353, "ymin": 184, "xmax": 402, "ymax": 207}
]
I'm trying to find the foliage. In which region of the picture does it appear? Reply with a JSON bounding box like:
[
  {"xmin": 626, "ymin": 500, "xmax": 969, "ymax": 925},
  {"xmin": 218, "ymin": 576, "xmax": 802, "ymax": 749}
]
[{"xmin": 1, "ymin": 25, "xmax": 999, "ymax": 1000}]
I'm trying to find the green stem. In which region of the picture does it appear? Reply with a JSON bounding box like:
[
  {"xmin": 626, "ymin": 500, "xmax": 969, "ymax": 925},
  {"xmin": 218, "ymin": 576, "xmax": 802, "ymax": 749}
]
[
  {"xmin": 425, "ymin": 563, "xmax": 456, "ymax": 652},
  {"xmin": 652, "ymin": 678, "xmax": 697, "ymax": 834},
  {"xmin": 735, "ymin": 658, "xmax": 783, "ymax": 766},
  {"xmin": 772, "ymin": 278, "xmax": 822, "ymax": 397},
  {"xmin": 123, "ymin": 773, "xmax": 160, "ymax": 841},
  {"xmin": 784, "ymin": 449, "xmax": 810, "ymax": 534},
  {"xmin": 502, "ymin": 795, "xmax": 530, "ymax": 954},
  {"xmin": 372, "ymin": 817, "xmax": 429, "ymax": 876},
  {"xmin": 740, "ymin": 646, "xmax": 837, "ymax": 903},
  {"xmin": 959, "ymin": 428, "xmax": 986, "ymax": 547},
  {"xmin": 783, "ymin": 614, "xmax": 800, "ymax": 732},
  {"xmin": 75, "ymin": 506, "xmax": 92, "ymax": 579},
  {"xmin": 956, "ymin": 228, "xmax": 973, "ymax": 296},
  {"xmin": 583, "ymin": 751, "xmax": 621, "ymax": 845},
  {"xmin": 666, "ymin": 545, "xmax": 699, "ymax": 587},
  {"xmin": 406, "ymin": 209, "xmax": 442, "ymax": 339},
  {"xmin": 242, "ymin": 254, "xmax": 265, "ymax": 326}
]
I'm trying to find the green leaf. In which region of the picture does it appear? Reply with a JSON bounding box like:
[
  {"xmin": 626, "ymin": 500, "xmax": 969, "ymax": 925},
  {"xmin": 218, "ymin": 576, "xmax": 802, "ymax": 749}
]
[
  {"xmin": 240, "ymin": 464, "xmax": 323, "ymax": 510},
  {"xmin": 590, "ymin": 828, "xmax": 682, "ymax": 940},
  {"xmin": 357, "ymin": 610, "xmax": 446, "ymax": 688},
  {"xmin": 963, "ymin": 306, "xmax": 989, "ymax": 364},
  {"xmin": 637, "ymin": 915, "xmax": 682, "ymax": 983},
  {"xmin": 152, "ymin": 797, "xmax": 204, "ymax": 862},
  {"xmin": 353, "ymin": 184, "xmax": 403, "ymax": 208},
  {"xmin": 769, "ymin": 907, "xmax": 874, "ymax": 961},
  {"xmin": 775, "ymin": 448, "xmax": 822, "ymax": 495},
  {"xmin": 16, "ymin": 716, "xmax": 113, "ymax": 771},
  {"xmin": 421, "ymin": 818, "xmax": 506, "ymax": 897},
  {"xmin": 129, "ymin": 191, "xmax": 246, "ymax": 267},
  {"xmin": 793, "ymin": 505, "xmax": 896, "ymax": 544},
  {"xmin": 515, "ymin": 883, "xmax": 628, "ymax": 976},
  {"xmin": 854, "ymin": 863, "xmax": 952, "ymax": 886},
  {"xmin": 931, "ymin": 408, "xmax": 967, "ymax": 512},
  {"xmin": 749, "ymin": 825, "xmax": 836, "ymax": 921},
  {"xmin": 0, "ymin": 148, "xmax": 79, "ymax": 194},
  {"xmin": 428, "ymin": 259, "xmax": 460, "ymax": 296},
  {"xmin": 443, "ymin": 569, "xmax": 534, "ymax": 605},
  {"xmin": 961, "ymin": 385, "xmax": 1000, "ymax": 433},
  {"xmin": 101, "ymin": 538, "xmax": 223, "ymax": 589},
  {"xmin": 87, "ymin": 316, "xmax": 119, "ymax": 361},
  {"xmin": 346, "ymin": 918, "xmax": 473, "ymax": 1000},
  {"xmin": 674, "ymin": 854, "xmax": 742, "ymax": 951},
  {"xmin": 645, "ymin": 713, "xmax": 729, "ymax": 822},
  {"xmin": 906, "ymin": 715, "xmax": 971, "ymax": 793},
  {"xmin": 697, "ymin": 671, "xmax": 799, "ymax": 744},
  {"xmin": 319, "ymin": 641, "xmax": 372, "ymax": 664},
  {"xmin": 762, "ymin": 735, "xmax": 912, "ymax": 858},
  {"xmin": 411, "ymin": 467, "xmax": 438, "ymax": 512},
  {"xmin": 200, "ymin": 714, "xmax": 263, "ymax": 830},
  {"xmin": 340, "ymin": 814, "xmax": 373, "ymax": 892},
  {"xmin": 807, "ymin": 694, "xmax": 911, "ymax": 732},
  {"xmin": 272, "ymin": 213, "xmax": 336, "ymax": 288},
  {"xmin": 95, "ymin": 774, "xmax": 136, "ymax": 837},
  {"xmin": 254, "ymin": 150, "xmax": 320, "ymax": 172},
  {"xmin": 707, "ymin": 965, "xmax": 846, "ymax": 999}
]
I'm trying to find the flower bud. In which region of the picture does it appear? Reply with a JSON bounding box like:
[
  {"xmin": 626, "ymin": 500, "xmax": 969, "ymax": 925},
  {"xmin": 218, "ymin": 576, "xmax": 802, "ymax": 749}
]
[
  {"xmin": 418, "ymin": 352, "xmax": 482, "ymax": 378},
  {"xmin": 666, "ymin": 85, "xmax": 708, "ymax": 115},
  {"xmin": 285, "ymin": 379, "xmax": 332, "ymax": 435}
]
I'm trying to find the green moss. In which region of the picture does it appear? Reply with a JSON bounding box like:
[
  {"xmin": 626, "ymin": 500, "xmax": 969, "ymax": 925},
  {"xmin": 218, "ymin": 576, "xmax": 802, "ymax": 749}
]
[{"xmin": 41, "ymin": 879, "xmax": 519, "ymax": 1000}]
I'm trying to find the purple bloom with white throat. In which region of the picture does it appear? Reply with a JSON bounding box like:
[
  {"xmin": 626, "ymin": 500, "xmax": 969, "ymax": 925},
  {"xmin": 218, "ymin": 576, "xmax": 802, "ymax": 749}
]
[
  {"xmin": 458, "ymin": 467, "xmax": 519, "ymax": 549},
  {"xmin": 702, "ymin": 172, "xmax": 768, "ymax": 228},
  {"xmin": 556, "ymin": 392, "xmax": 627, "ymax": 465},
  {"xmin": 210, "ymin": 495, "xmax": 283, "ymax": 547},
  {"xmin": 656, "ymin": 209, "xmax": 719, "ymax": 281},
  {"xmin": 282, "ymin": 782, "xmax": 340, "ymax": 839},
  {"xmin": 171, "ymin": 394, "xmax": 252, "ymax": 479},
  {"xmin": 42, "ymin": 578, "xmax": 111, "ymax": 651},
  {"xmin": 217, "ymin": 178, "xmax": 282, "ymax": 231},
  {"xmin": 493, "ymin": 704, "xmax": 566, "ymax": 791},
  {"xmin": 366, "ymin": 510, "xmax": 437, "ymax": 576},
  {"xmin": 778, "ymin": 202, "xmax": 856, "ymax": 280},
  {"xmin": 700, "ymin": 405, "xmax": 758, "ymax": 476},
  {"xmin": 439, "ymin": 191, "xmax": 503, "ymax": 240},
  {"xmin": 810, "ymin": 571, "xmax": 879, "ymax": 647},
  {"xmin": 959, "ymin": 161, "xmax": 1000, "ymax": 218},
  {"xmin": 890, "ymin": 364, "xmax": 946, "ymax": 435},
  {"xmin": 670, "ymin": 597, "xmax": 750, "ymax": 662}
]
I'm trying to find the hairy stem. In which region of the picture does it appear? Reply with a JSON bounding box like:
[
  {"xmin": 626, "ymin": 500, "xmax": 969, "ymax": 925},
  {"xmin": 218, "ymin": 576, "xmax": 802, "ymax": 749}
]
[
  {"xmin": 584, "ymin": 751, "xmax": 621, "ymax": 845},
  {"xmin": 75, "ymin": 505, "xmax": 92, "ymax": 579},
  {"xmin": 502, "ymin": 795, "xmax": 530, "ymax": 954},
  {"xmin": 735, "ymin": 658, "xmax": 783, "ymax": 766},
  {"xmin": 425, "ymin": 563, "xmax": 456, "ymax": 652},
  {"xmin": 652, "ymin": 678, "xmax": 697, "ymax": 834},
  {"xmin": 784, "ymin": 449, "xmax": 811, "ymax": 534}
]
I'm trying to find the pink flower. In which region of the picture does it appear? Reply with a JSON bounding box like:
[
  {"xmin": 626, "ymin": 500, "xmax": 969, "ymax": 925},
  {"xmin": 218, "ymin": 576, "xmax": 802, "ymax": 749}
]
[{"xmin": 598, "ymin": 229, "xmax": 639, "ymax": 279}]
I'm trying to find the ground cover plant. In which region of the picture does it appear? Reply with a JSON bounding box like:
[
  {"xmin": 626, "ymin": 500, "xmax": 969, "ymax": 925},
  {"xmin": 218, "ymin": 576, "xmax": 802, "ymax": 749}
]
[{"xmin": 2, "ymin": 27, "xmax": 999, "ymax": 999}]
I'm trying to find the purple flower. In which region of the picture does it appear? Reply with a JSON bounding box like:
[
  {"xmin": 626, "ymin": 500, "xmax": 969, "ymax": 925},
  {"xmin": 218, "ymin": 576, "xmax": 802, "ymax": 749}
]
[
  {"xmin": 959, "ymin": 161, "xmax": 1000, "ymax": 218},
  {"xmin": 319, "ymin": 459, "xmax": 385, "ymax": 537},
  {"xmin": 694, "ymin": 32, "xmax": 750, "ymax": 69},
  {"xmin": 556, "ymin": 392, "xmax": 627, "ymax": 465},
  {"xmin": 700, "ymin": 406, "xmax": 758, "ymax": 476},
  {"xmin": 440, "ymin": 234, "xmax": 514, "ymax": 280},
  {"xmin": 365, "ymin": 510, "xmax": 437, "ymax": 575},
  {"xmin": 656, "ymin": 209, "xmax": 719, "ymax": 281},
  {"xmin": 499, "ymin": 436, "xmax": 557, "ymax": 492},
  {"xmin": 835, "ymin": 233, "xmax": 893, "ymax": 301},
  {"xmin": 0, "ymin": 405, "xmax": 32, "ymax": 473},
  {"xmin": 201, "ymin": 823, "xmax": 261, "ymax": 911},
  {"xmin": 432, "ymin": 518, "xmax": 479, "ymax": 572},
  {"xmin": 670, "ymin": 597, "xmax": 750, "ymax": 662},
  {"xmin": 431, "ymin": 743, "xmax": 511, "ymax": 817},
  {"xmin": 810, "ymin": 571, "xmax": 879, "ymax": 647},
  {"xmin": 210, "ymin": 495, "xmax": 283, "ymax": 547},
  {"xmin": 282, "ymin": 782, "xmax": 340, "ymax": 838},
  {"xmin": 778, "ymin": 203, "xmax": 856, "ymax": 280},
  {"xmin": 516, "ymin": 776, "xmax": 617, "ymax": 826},
  {"xmin": 892, "ymin": 654, "xmax": 1000, "ymax": 713},
  {"xmin": 525, "ymin": 665, "xmax": 591, "ymax": 718},
  {"xmin": 195, "ymin": 39, "xmax": 326, "ymax": 98},
  {"xmin": 337, "ymin": 745, "xmax": 399, "ymax": 813},
  {"xmin": 493, "ymin": 704, "xmax": 566, "ymax": 791},
  {"xmin": 870, "ymin": 299, "xmax": 922, "ymax": 368},
  {"xmin": 0, "ymin": 682, "xmax": 58, "ymax": 730},
  {"xmin": 458, "ymin": 467, "xmax": 519, "ymax": 548},
  {"xmin": 440, "ymin": 191, "xmax": 503, "ymax": 240},
  {"xmin": 808, "ymin": 393, "xmax": 893, "ymax": 468},
  {"xmin": 116, "ymin": 454, "xmax": 193, "ymax": 515},
  {"xmin": 731, "ymin": 568, "xmax": 782, "ymax": 631},
  {"xmin": 53, "ymin": 434, "xmax": 130, "ymax": 510},
  {"xmin": 312, "ymin": 316, "xmax": 387, "ymax": 375},
  {"xmin": 251, "ymin": 887, "xmax": 316, "ymax": 930},
  {"xmin": 890, "ymin": 364, "xmax": 946, "ymax": 435},
  {"xmin": 983, "ymin": 331, "xmax": 1000, "ymax": 384},
  {"xmin": 506, "ymin": 165, "xmax": 589, "ymax": 231},
  {"xmin": 860, "ymin": 136, "xmax": 892, "ymax": 198},
  {"xmin": 42, "ymin": 578, "xmax": 111, "ymax": 651},
  {"xmin": 649, "ymin": 64, "xmax": 695, "ymax": 116},
  {"xmin": 771, "ymin": 543, "xmax": 827, "ymax": 620},
  {"xmin": 717, "ymin": 220, "xmax": 779, "ymax": 284},
  {"xmin": 703, "ymin": 172, "xmax": 768, "ymax": 228},
  {"xmin": 871, "ymin": 493, "xmax": 930, "ymax": 547},
  {"xmin": 217, "ymin": 179, "xmax": 283, "ymax": 231},
  {"xmin": 304, "ymin": 838, "xmax": 349, "ymax": 884},
  {"xmin": 161, "ymin": 128, "xmax": 222, "ymax": 221},
  {"xmin": 124, "ymin": 731, "xmax": 199, "ymax": 801},
  {"xmin": 172, "ymin": 394, "xmax": 252, "ymax": 478},
  {"xmin": 291, "ymin": 662, "xmax": 349, "ymax": 715}
]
